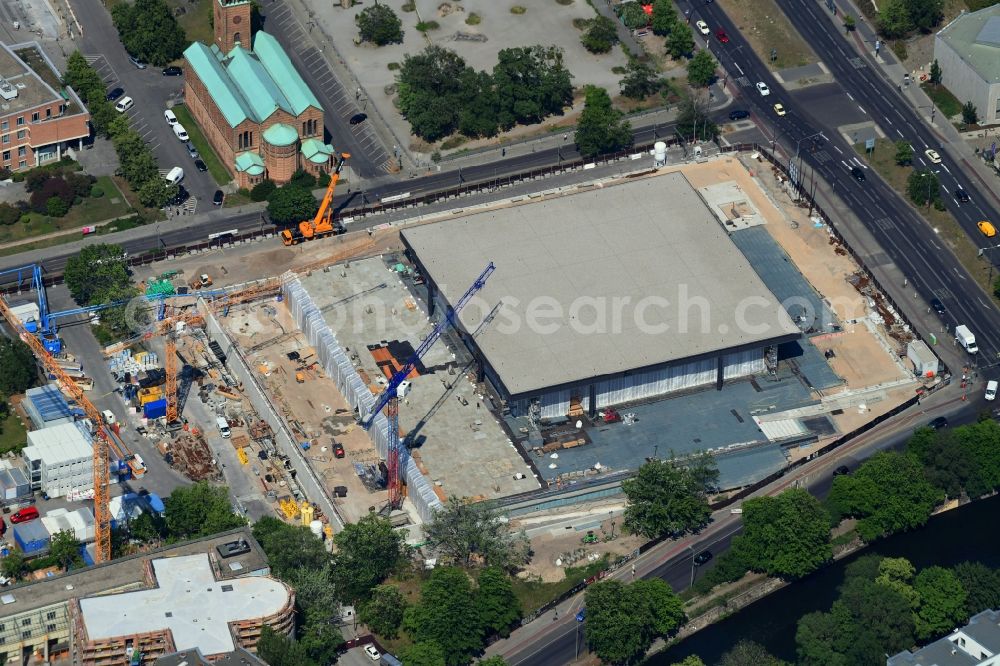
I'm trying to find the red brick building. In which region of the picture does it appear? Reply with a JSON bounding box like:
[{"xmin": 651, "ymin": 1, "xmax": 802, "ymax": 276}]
[
  {"xmin": 183, "ymin": 0, "xmax": 334, "ymax": 188},
  {"xmin": 0, "ymin": 41, "xmax": 90, "ymax": 172}
]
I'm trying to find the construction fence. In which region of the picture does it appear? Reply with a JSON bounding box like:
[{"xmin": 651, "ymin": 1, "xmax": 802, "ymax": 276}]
[
  {"xmin": 200, "ymin": 299, "xmax": 346, "ymax": 532},
  {"xmin": 281, "ymin": 272, "xmax": 444, "ymax": 523}
]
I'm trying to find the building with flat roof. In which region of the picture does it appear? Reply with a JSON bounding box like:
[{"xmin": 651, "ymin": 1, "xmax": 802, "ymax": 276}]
[
  {"xmin": 0, "ymin": 41, "xmax": 89, "ymax": 171},
  {"xmin": 155, "ymin": 647, "xmax": 268, "ymax": 666},
  {"xmin": 0, "ymin": 528, "xmax": 279, "ymax": 665},
  {"xmin": 401, "ymin": 173, "xmax": 801, "ymax": 419},
  {"xmin": 21, "ymin": 421, "xmax": 92, "ymax": 498},
  {"xmin": 182, "ymin": 0, "xmax": 332, "ymax": 188},
  {"xmin": 935, "ymin": 5, "xmax": 1000, "ymax": 125},
  {"xmin": 888, "ymin": 608, "xmax": 1000, "ymax": 665}
]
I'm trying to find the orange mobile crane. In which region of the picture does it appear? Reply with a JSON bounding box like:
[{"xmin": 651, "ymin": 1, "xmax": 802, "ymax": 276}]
[{"xmin": 281, "ymin": 153, "xmax": 350, "ymax": 246}]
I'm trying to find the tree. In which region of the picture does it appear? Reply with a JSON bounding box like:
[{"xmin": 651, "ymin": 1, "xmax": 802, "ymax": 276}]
[
  {"xmin": 909, "ymin": 0, "xmax": 944, "ymax": 33},
  {"xmin": 288, "ymin": 169, "xmax": 316, "ymax": 191},
  {"xmin": 50, "ymin": 530, "xmax": 83, "ymax": 570},
  {"xmin": 575, "ymin": 85, "xmax": 633, "ymax": 158},
  {"xmin": 621, "ymin": 454, "xmax": 715, "ymax": 539},
  {"xmin": 906, "ymin": 169, "xmax": 941, "ymax": 209},
  {"xmin": 620, "ymin": 60, "xmax": 662, "ymax": 100},
  {"xmin": 671, "ymin": 658, "xmax": 707, "ymax": 666},
  {"xmin": 63, "ymin": 243, "xmax": 131, "ymax": 306},
  {"xmin": 585, "ymin": 578, "xmax": 684, "ymax": 664},
  {"xmin": 953, "ymin": 561, "xmax": 1000, "ymax": 617},
  {"xmin": 298, "ymin": 605, "xmax": 345, "ymax": 665},
  {"xmin": 666, "ymin": 22, "xmax": 695, "ymax": 59},
  {"xmin": 110, "ymin": 0, "xmax": 188, "ymax": 66},
  {"xmin": 620, "ymin": 2, "xmax": 648, "ymax": 30},
  {"xmin": 894, "ymin": 140, "xmax": 914, "ymax": 165},
  {"xmin": 252, "ymin": 516, "xmax": 330, "ymax": 579},
  {"xmin": 250, "ymin": 179, "xmax": 277, "ymax": 202},
  {"xmin": 399, "ymin": 643, "xmax": 447, "ymax": 666},
  {"xmin": 403, "ymin": 567, "xmax": 483, "ymax": 666},
  {"xmin": 582, "ymin": 16, "xmax": 618, "ymax": 54},
  {"xmin": 677, "ymin": 91, "xmax": 719, "ymax": 141},
  {"xmin": 0, "ymin": 549, "xmax": 28, "ymax": 581},
  {"xmin": 0, "ymin": 338, "xmax": 36, "ymax": 396},
  {"xmin": 331, "ymin": 513, "xmax": 405, "ymax": 602},
  {"xmin": 796, "ymin": 611, "xmax": 849, "ymax": 666},
  {"xmin": 359, "ymin": 585, "xmax": 407, "ymax": 638},
  {"xmin": 929, "ymin": 58, "xmax": 942, "ymax": 85},
  {"xmin": 425, "ymin": 498, "xmax": 530, "ymax": 570},
  {"xmin": 476, "ymin": 567, "xmax": 521, "ymax": 637},
  {"xmin": 878, "ymin": 0, "xmax": 914, "ymax": 38},
  {"xmin": 137, "ymin": 179, "xmax": 177, "ymax": 209},
  {"xmin": 266, "ymin": 186, "xmax": 319, "ymax": 226},
  {"xmin": 875, "ymin": 557, "xmax": 920, "ymax": 608},
  {"xmin": 492, "ymin": 46, "xmax": 573, "ymax": 129},
  {"xmin": 914, "ymin": 566, "xmax": 968, "ymax": 640},
  {"xmin": 686, "ymin": 50, "xmax": 717, "ymax": 87},
  {"xmin": 732, "ymin": 488, "xmax": 832, "ymax": 580},
  {"xmin": 651, "ymin": 0, "xmax": 678, "ymax": 36},
  {"xmin": 163, "ymin": 482, "xmax": 246, "ymax": 540},
  {"xmin": 127, "ymin": 511, "xmax": 166, "ymax": 545},
  {"xmin": 843, "ymin": 14, "xmax": 856, "ymax": 32},
  {"xmin": 397, "ymin": 45, "xmax": 470, "ymax": 141},
  {"xmin": 719, "ymin": 640, "xmax": 788, "ymax": 666},
  {"xmin": 356, "ymin": 4, "xmax": 404, "ymax": 45},
  {"xmin": 458, "ymin": 69, "xmax": 499, "ymax": 138},
  {"xmin": 962, "ymin": 101, "xmax": 979, "ymax": 125},
  {"xmin": 256, "ymin": 626, "xmax": 316, "ymax": 666},
  {"xmin": 478, "ymin": 658, "xmax": 510, "ymax": 666},
  {"xmin": 632, "ymin": 578, "xmax": 685, "ymax": 636}
]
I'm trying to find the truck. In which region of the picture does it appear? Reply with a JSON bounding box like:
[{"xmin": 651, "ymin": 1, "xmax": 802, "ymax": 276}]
[
  {"xmin": 189, "ymin": 273, "xmax": 212, "ymax": 289},
  {"xmin": 281, "ymin": 152, "xmax": 350, "ymax": 246},
  {"xmin": 956, "ymin": 325, "xmax": 979, "ymax": 354}
]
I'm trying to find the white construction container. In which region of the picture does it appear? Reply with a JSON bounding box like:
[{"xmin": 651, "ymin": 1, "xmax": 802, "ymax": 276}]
[{"xmin": 906, "ymin": 340, "xmax": 939, "ymax": 378}]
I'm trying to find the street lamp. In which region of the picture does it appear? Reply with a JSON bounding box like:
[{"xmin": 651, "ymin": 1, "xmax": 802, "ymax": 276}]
[
  {"xmin": 792, "ymin": 131, "xmax": 826, "ymax": 193},
  {"xmin": 920, "ymin": 170, "xmax": 940, "ymax": 208},
  {"xmin": 979, "ymin": 242, "xmax": 1000, "ymax": 287}
]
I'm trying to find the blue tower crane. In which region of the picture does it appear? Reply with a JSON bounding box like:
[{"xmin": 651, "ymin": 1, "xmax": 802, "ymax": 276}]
[{"xmin": 362, "ymin": 262, "xmax": 495, "ymax": 509}]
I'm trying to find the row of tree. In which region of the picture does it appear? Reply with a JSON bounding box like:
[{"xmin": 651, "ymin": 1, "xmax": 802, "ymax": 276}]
[
  {"xmin": 877, "ymin": 0, "xmax": 944, "ymax": 39},
  {"xmin": 110, "ymin": 0, "xmax": 187, "ymax": 67},
  {"xmin": 397, "ymin": 45, "xmax": 573, "ymax": 142},
  {"xmin": 63, "ymin": 52, "xmax": 179, "ymax": 209},
  {"xmin": 585, "ymin": 577, "xmax": 686, "ymax": 663},
  {"xmin": 796, "ymin": 555, "xmax": 1000, "ymax": 664}
]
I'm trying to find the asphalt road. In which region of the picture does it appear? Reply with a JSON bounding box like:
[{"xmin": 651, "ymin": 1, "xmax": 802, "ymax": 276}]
[
  {"xmin": 74, "ymin": 0, "xmax": 217, "ymax": 205},
  {"xmin": 682, "ymin": 0, "xmax": 1000, "ymax": 367}
]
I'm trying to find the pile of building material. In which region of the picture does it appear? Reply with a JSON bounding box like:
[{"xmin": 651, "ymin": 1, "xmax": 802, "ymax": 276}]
[
  {"xmin": 159, "ymin": 432, "xmax": 221, "ymax": 481},
  {"xmin": 108, "ymin": 350, "xmax": 160, "ymax": 380}
]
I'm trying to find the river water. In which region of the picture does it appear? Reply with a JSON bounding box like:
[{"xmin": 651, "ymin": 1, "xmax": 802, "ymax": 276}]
[{"xmin": 653, "ymin": 493, "xmax": 1000, "ymax": 664}]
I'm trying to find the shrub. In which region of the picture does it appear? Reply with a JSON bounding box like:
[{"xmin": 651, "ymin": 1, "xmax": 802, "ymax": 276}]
[
  {"xmin": 288, "ymin": 170, "xmax": 316, "ymax": 190},
  {"xmin": 45, "ymin": 196, "xmax": 69, "ymax": 217},
  {"xmin": 0, "ymin": 202, "xmax": 21, "ymax": 225},
  {"xmin": 511, "ymin": 6, "xmax": 527, "ymax": 14},
  {"xmin": 67, "ymin": 172, "xmax": 95, "ymax": 198},
  {"xmin": 316, "ymin": 171, "xmax": 331, "ymax": 187},
  {"xmin": 387, "ymin": 62, "xmax": 400, "ymax": 71},
  {"xmin": 416, "ymin": 20, "xmax": 440, "ymax": 31},
  {"xmin": 401, "ymin": 1, "xmax": 415, "ymax": 11},
  {"xmin": 0, "ymin": 167, "xmax": 11, "ymax": 181},
  {"xmin": 582, "ymin": 16, "xmax": 618, "ymax": 53},
  {"xmin": 11, "ymin": 171, "xmax": 24, "ymax": 182},
  {"xmin": 29, "ymin": 177, "xmax": 73, "ymax": 214},
  {"xmin": 90, "ymin": 185, "xmax": 105, "ymax": 198},
  {"xmin": 466, "ymin": 13, "xmax": 481, "ymax": 25},
  {"xmin": 24, "ymin": 169, "xmax": 50, "ymax": 193},
  {"xmin": 250, "ymin": 179, "xmax": 277, "ymax": 202}
]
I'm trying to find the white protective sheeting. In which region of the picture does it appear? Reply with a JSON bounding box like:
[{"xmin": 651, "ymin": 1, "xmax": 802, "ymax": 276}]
[
  {"xmin": 595, "ymin": 357, "xmax": 717, "ymax": 409},
  {"xmin": 283, "ymin": 273, "xmax": 443, "ymax": 522},
  {"xmin": 723, "ymin": 349, "xmax": 766, "ymax": 380}
]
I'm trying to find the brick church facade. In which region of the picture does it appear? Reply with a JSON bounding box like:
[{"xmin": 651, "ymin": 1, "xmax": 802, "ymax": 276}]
[{"xmin": 182, "ymin": 0, "xmax": 334, "ymax": 188}]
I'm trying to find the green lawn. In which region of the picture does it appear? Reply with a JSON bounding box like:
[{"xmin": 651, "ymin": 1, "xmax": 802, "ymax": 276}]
[
  {"xmin": 921, "ymin": 82, "xmax": 963, "ymax": 120},
  {"xmin": 0, "ymin": 175, "xmax": 132, "ymax": 245},
  {"xmin": 0, "ymin": 408, "xmax": 27, "ymax": 455},
  {"xmin": 167, "ymin": 0, "xmax": 213, "ymax": 47},
  {"xmin": 170, "ymin": 104, "xmax": 231, "ymax": 186}
]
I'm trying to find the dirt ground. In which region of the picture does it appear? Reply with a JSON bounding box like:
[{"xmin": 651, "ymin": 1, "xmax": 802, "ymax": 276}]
[{"xmin": 716, "ymin": 0, "xmax": 819, "ymax": 69}]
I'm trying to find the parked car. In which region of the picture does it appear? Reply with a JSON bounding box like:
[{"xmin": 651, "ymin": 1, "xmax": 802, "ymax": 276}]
[
  {"xmin": 987, "ymin": 380, "xmax": 998, "ymax": 401},
  {"xmin": 333, "ymin": 442, "xmax": 345, "ymax": 458},
  {"xmin": 213, "ymin": 190, "xmax": 224, "ymax": 206},
  {"xmin": 164, "ymin": 109, "xmax": 177, "ymax": 126},
  {"xmin": 756, "ymin": 81, "xmax": 771, "ymax": 96},
  {"xmin": 11, "ymin": 506, "xmax": 39, "ymax": 524},
  {"xmin": 128, "ymin": 54, "xmax": 147, "ymax": 69},
  {"xmin": 114, "ymin": 97, "xmax": 134, "ymax": 113},
  {"xmin": 106, "ymin": 87, "xmax": 125, "ymax": 102},
  {"xmin": 728, "ymin": 109, "xmax": 750, "ymax": 120},
  {"xmin": 168, "ymin": 185, "xmax": 189, "ymax": 206},
  {"xmin": 161, "ymin": 66, "xmax": 182, "ymax": 76},
  {"xmin": 172, "ymin": 124, "xmax": 189, "ymax": 141},
  {"xmin": 194, "ymin": 159, "xmax": 208, "ymax": 173},
  {"xmin": 185, "ymin": 141, "xmax": 199, "ymax": 159},
  {"xmin": 349, "ymin": 113, "xmax": 368, "ymax": 125},
  {"xmin": 363, "ymin": 645, "xmax": 381, "ymax": 661},
  {"xmin": 693, "ymin": 550, "xmax": 713, "ymax": 566}
]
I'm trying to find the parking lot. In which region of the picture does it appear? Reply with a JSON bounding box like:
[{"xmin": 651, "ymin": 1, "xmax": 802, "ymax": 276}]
[{"xmin": 75, "ymin": 0, "xmax": 219, "ymax": 205}]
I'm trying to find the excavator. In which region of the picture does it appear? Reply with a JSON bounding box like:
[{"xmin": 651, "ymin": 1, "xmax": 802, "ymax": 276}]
[{"xmin": 281, "ymin": 152, "xmax": 350, "ymax": 246}]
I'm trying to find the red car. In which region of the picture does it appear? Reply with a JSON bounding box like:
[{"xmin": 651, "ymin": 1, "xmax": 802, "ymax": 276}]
[
  {"xmin": 10, "ymin": 506, "xmax": 38, "ymax": 524},
  {"xmin": 333, "ymin": 442, "xmax": 346, "ymax": 459},
  {"xmin": 716, "ymin": 28, "xmax": 729, "ymax": 43}
]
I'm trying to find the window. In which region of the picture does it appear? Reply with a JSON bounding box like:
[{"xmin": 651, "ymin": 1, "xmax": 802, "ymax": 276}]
[
  {"xmin": 31, "ymin": 112, "xmax": 38, "ymax": 122},
  {"xmin": 16, "ymin": 117, "xmax": 23, "ymax": 126},
  {"xmin": 16, "ymin": 130, "xmax": 24, "ymax": 140},
  {"xmin": 1, "ymin": 120, "xmax": 7, "ymax": 130},
  {"xmin": 2, "ymin": 135, "xmax": 8, "ymax": 145},
  {"xmin": 0, "ymin": 636, "xmax": 4, "ymax": 645},
  {"xmin": 21, "ymin": 619, "xmax": 30, "ymax": 627},
  {"xmin": 18, "ymin": 147, "xmax": 26, "ymax": 157},
  {"xmin": 46, "ymin": 624, "xmax": 56, "ymax": 632},
  {"xmin": 21, "ymin": 630, "xmax": 30, "ymax": 639},
  {"xmin": 233, "ymin": 31, "xmax": 241, "ymax": 46},
  {"xmin": 45, "ymin": 108, "xmax": 50, "ymax": 119},
  {"xmin": 18, "ymin": 160, "xmax": 26, "ymax": 168},
  {"xmin": 45, "ymin": 612, "xmax": 56, "ymax": 621},
  {"xmin": 3, "ymin": 151, "xmax": 9, "ymax": 161}
]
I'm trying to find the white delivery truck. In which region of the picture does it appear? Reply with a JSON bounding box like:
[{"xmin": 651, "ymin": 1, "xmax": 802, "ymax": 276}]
[
  {"xmin": 217, "ymin": 416, "xmax": 231, "ymax": 438},
  {"xmin": 956, "ymin": 325, "xmax": 978, "ymax": 354}
]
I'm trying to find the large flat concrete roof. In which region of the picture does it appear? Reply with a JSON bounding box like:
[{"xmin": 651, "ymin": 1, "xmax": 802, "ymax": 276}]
[
  {"xmin": 402, "ymin": 173, "xmax": 800, "ymax": 397},
  {"xmin": 80, "ymin": 554, "xmax": 290, "ymax": 656}
]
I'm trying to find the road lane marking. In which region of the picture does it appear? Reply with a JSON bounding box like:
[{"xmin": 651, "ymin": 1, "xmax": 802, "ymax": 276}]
[{"xmin": 896, "ymin": 129, "xmax": 904, "ymax": 138}]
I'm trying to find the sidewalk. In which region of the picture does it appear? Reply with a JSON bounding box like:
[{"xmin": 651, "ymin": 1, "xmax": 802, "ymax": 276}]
[{"xmin": 825, "ymin": 0, "xmax": 1000, "ymax": 212}]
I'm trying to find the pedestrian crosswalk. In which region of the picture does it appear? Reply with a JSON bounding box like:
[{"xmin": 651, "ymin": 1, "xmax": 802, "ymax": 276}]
[{"xmin": 736, "ymin": 76, "xmax": 751, "ymax": 88}]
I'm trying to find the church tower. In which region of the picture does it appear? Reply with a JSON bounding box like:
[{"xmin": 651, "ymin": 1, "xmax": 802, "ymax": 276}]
[{"xmin": 214, "ymin": 0, "xmax": 252, "ymax": 53}]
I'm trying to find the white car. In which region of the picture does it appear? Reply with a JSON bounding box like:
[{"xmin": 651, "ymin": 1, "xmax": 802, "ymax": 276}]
[
  {"xmin": 164, "ymin": 109, "xmax": 177, "ymax": 126},
  {"xmin": 363, "ymin": 645, "xmax": 381, "ymax": 661},
  {"xmin": 987, "ymin": 380, "xmax": 998, "ymax": 401},
  {"xmin": 114, "ymin": 96, "xmax": 134, "ymax": 113},
  {"xmin": 173, "ymin": 124, "xmax": 189, "ymax": 141},
  {"xmin": 695, "ymin": 20, "xmax": 710, "ymax": 36},
  {"xmin": 924, "ymin": 148, "xmax": 942, "ymax": 164},
  {"xmin": 756, "ymin": 81, "xmax": 771, "ymax": 96}
]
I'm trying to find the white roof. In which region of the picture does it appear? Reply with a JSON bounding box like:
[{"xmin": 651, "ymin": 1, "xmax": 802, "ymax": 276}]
[
  {"xmin": 402, "ymin": 174, "xmax": 800, "ymax": 396},
  {"xmin": 79, "ymin": 554, "xmax": 290, "ymax": 656},
  {"xmin": 24, "ymin": 422, "xmax": 92, "ymax": 465}
]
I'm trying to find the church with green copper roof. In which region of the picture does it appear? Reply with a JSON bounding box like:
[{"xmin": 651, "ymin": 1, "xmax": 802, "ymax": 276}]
[{"xmin": 182, "ymin": 0, "xmax": 335, "ymax": 188}]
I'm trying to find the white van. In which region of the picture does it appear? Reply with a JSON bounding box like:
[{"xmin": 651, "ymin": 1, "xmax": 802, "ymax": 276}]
[
  {"xmin": 101, "ymin": 409, "xmax": 116, "ymax": 425},
  {"xmin": 164, "ymin": 109, "xmax": 177, "ymax": 126},
  {"xmin": 217, "ymin": 416, "xmax": 231, "ymax": 438},
  {"xmin": 172, "ymin": 124, "xmax": 189, "ymax": 141},
  {"xmin": 165, "ymin": 166, "xmax": 184, "ymax": 185},
  {"xmin": 115, "ymin": 96, "xmax": 134, "ymax": 113}
]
